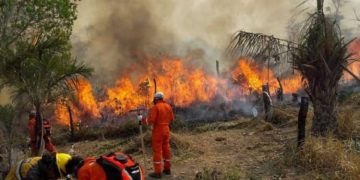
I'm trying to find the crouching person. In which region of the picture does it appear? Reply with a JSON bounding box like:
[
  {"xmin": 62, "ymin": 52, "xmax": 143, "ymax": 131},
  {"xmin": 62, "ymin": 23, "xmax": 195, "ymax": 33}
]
[
  {"xmin": 67, "ymin": 152, "xmax": 145, "ymax": 180},
  {"xmin": 5, "ymin": 153, "xmax": 74, "ymax": 180}
]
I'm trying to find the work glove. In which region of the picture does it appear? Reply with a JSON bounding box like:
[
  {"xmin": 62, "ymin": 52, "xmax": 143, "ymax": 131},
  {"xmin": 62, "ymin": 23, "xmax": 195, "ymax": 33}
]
[{"xmin": 137, "ymin": 114, "xmax": 143, "ymax": 125}]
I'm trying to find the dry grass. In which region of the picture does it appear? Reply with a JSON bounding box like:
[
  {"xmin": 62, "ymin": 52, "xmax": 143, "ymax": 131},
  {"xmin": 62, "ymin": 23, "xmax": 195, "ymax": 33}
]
[
  {"xmin": 290, "ymin": 136, "xmax": 360, "ymax": 179},
  {"xmin": 124, "ymin": 132, "xmax": 192, "ymax": 156},
  {"xmin": 194, "ymin": 167, "xmax": 246, "ymax": 180},
  {"xmin": 270, "ymin": 107, "xmax": 296, "ymax": 125},
  {"xmin": 337, "ymin": 110, "xmax": 356, "ymax": 138}
]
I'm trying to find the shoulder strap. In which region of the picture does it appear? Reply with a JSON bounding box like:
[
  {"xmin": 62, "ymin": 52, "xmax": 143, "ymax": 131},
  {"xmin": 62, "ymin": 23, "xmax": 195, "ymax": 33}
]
[
  {"xmin": 96, "ymin": 156, "xmax": 123, "ymax": 180},
  {"xmin": 16, "ymin": 159, "xmax": 25, "ymax": 180}
]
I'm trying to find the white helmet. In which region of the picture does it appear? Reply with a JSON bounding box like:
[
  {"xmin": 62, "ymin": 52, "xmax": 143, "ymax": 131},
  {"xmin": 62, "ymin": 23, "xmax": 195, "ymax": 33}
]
[{"xmin": 154, "ymin": 92, "xmax": 164, "ymax": 99}]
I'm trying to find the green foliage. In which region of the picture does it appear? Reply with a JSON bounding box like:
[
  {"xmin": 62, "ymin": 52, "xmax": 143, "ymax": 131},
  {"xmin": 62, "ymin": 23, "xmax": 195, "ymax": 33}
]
[
  {"xmin": 0, "ymin": 0, "xmax": 92, "ymax": 107},
  {"xmin": 291, "ymin": 4, "xmax": 353, "ymax": 135},
  {"xmin": 0, "ymin": 104, "xmax": 15, "ymax": 135},
  {"xmin": 338, "ymin": 90, "xmax": 355, "ymax": 103},
  {"xmin": 0, "ymin": 0, "xmax": 78, "ymax": 49},
  {"xmin": 292, "ymin": 12, "xmax": 351, "ymax": 95}
]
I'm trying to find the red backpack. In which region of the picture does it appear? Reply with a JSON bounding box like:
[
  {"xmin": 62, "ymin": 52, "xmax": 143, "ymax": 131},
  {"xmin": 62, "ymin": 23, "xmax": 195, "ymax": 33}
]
[{"xmin": 96, "ymin": 152, "xmax": 145, "ymax": 180}]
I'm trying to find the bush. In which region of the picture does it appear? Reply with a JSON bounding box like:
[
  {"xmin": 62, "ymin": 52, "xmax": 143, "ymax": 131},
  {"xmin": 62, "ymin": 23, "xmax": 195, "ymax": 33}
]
[
  {"xmin": 285, "ymin": 136, "xmax": 360, "ymax": 179},
  {"xmin": 53, "ymin": 120, "xmax": 148, "ymax": 144},
  {"xmin": 337, "ymin": 110, "xmax": 356, "ymax": 138}
]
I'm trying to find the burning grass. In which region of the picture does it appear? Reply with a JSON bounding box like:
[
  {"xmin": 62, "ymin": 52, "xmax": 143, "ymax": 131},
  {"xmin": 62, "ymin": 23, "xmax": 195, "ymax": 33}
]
[{"xmin": 54, "ymin": 57, "xmax": 305, "ymax": 126}]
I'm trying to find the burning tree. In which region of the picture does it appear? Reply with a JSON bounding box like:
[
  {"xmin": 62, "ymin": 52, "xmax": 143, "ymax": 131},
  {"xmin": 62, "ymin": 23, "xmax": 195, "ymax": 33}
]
[{"xmin": 292, "ymin": 0, "xmax": 354, "ymax": 136}]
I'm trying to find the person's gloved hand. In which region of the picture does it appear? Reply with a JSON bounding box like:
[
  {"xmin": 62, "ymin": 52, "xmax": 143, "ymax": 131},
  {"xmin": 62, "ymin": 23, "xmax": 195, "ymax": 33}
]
[{"xmin": 137, "ymin": 114, "xmax": 143, "ymax": 125}]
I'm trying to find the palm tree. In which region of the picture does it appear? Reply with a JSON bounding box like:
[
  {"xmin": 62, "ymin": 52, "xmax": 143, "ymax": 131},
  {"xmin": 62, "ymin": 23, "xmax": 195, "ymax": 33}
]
[
  {"xmin": 292, "ymin": 0, "xmax": 353, "ymax": 136},
  {"xmin": 0, "ymin": 31, "xmax": 93, "ymax": 155}
]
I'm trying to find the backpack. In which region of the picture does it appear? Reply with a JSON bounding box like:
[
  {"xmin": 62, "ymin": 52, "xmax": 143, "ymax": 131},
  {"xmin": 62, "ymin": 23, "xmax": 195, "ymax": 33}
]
[{"xmin": 96, "ymin": 152, "xmax": 145, "ymax": 180}]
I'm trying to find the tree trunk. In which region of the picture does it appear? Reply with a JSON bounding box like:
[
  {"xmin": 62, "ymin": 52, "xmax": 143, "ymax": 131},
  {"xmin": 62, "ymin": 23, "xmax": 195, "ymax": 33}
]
[
  {"xmin": 317, "ymin": 0, "xmax": 324, "ymax": 13},
  {"xmin": 311, "ymin": 88, "xmax": 338, "ymax": 136},
  {"xmin": 6, "ymin": 139, "xmax": 12, "ymax": 167},
  {"xmin": 262, "ymin": 84, "xmax": 272, "ymax": 121},
  {"xmin": 35, "ymin": 103, "xmax": 43, "ymax": 156},
  {"xmin": 276, "ymin": 77, "xmax": 284, "ymax": 101},
  {"xmin": 6, "ymin": 115, "xmax": 15, "ymax": 166},
  {"xmin": 67, "ymin": 105, "xmax": 75, "ymax": 140}
]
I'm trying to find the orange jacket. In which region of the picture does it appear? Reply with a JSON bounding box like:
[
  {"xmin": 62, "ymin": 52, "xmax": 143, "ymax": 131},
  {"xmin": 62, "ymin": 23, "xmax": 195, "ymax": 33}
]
[
  {"xmin": 77, "ymin": 157, "xmax": 107, "ymax": 180},
  {"xmin": 143, "ymin": 100, "xmax": 174, "ymax": 127},
  {"xmin": 28, "ymin": 117, "xmax": 37, "ymax": 141}
]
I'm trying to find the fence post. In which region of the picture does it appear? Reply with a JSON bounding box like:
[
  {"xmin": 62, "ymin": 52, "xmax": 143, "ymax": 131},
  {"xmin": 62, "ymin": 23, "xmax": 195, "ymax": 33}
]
[{"xmin": 298, "ymin": 97, "xmax": 309, "ymax": 149}]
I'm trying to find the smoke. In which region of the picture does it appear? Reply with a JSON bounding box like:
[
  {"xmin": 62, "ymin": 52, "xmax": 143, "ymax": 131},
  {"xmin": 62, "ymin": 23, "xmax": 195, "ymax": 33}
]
[{"xmin": 71, "ymin": 0, "xmax": 311, "ymax": 84}]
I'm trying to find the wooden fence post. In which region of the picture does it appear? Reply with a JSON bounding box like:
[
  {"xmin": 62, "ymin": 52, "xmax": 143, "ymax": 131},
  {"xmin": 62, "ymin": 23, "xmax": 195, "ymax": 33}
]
[{"xmin": 298, "ymin": 97, "xmax": 309, "ymax": 149}]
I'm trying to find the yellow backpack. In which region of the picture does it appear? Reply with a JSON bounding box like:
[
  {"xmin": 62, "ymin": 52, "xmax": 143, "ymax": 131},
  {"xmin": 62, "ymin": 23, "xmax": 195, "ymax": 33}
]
[{"xmin": 5, "ymin": 157, "xmax": 41, "ymax": 180}]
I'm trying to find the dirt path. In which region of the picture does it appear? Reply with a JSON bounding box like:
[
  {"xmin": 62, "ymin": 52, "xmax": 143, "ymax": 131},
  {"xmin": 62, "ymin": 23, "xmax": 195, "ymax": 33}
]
[{"xmin": 58, "ymin": 118, "xmax": 298, "ymax": 179}]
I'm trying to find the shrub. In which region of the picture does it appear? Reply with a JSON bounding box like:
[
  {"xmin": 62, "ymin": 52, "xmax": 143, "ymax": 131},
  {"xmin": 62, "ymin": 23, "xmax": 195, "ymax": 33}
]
[{"xmin": 285, "ymin": 136, "xmax": 360, "ymax": 179}]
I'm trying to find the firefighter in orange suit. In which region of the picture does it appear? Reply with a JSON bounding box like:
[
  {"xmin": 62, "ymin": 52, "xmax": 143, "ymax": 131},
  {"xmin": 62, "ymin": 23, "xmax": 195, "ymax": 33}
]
[
  {"xmin": 27, "ymin": 111, "xmax": 38, "ymax": 156},
  {"xmin": 141, "ymin": 92, "xmax": 174, "ymax": 179},
  {"xmin": 28, "ymin": 112, "xmax": 56, "ymax": 156},
  {"xmin": 43, "ymin": 118, "xmax": 56, "ymax": 153}
]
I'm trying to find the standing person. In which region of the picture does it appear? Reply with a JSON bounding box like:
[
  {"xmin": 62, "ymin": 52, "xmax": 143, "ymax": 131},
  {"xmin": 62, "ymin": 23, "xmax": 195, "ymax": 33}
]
[
  {"xmin": 28, "ymin": 112, "xmax": 57, "ymax": 156},
  {"xmin": 141, "ymin": 92, "xmax": 174, "ymax": 179},
  {"xmin": 42, "ymin": 118, "xmax": 56, "ymax": 153},
  {"xmin": 27, "ymin": 111, "xmax": 38, "ymax": 156}
]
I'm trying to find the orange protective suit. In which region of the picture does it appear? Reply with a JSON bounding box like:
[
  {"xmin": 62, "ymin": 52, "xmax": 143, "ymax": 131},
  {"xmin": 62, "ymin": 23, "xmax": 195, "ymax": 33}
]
[
  {"xmin": 43, "ymin": 119, "xmax": 56, "ymax": 153},
  {"xmin": 27, "ymin": 117, "xmax": 37, "ymax": 156},
  {"xmin": 76, "ymin": 157, "xmax": 107, "ymax": 180},
  {"xmin": 28, "ymin": 117, "xmax": 56, "ymax": 156},
  {"xmin": 142, "ymin": 100, "xmax": 174, "ymax": 174}
]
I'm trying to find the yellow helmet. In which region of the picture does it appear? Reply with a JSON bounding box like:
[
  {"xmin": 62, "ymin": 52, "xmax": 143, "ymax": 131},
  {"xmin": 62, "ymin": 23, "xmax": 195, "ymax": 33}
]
[{"xmin": 56, "ymin": 153, "xmax": 72, "ymax": 177}]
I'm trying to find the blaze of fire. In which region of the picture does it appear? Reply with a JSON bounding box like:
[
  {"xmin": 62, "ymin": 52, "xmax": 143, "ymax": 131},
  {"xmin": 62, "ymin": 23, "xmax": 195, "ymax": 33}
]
[
  {"xmin": 231, "ymin": 59, "xmax": 302, "ymax": 94},
  {"xmin": 345, "ymin": 38, "xmax": 360, "ymax": 81},
  {"xmin": 55, "ymin": 79, "xmax": 99, "ymax": 125},
  {"xmin": 54, "ymin": 102, "xmax": 80, "ymax": 126},
  {"xmin": 76, "ymin": 79, "xmax": 101, "ymax": 117},
  {"xmin": 55, "ymin": 58, "xmax": 303, "ymax": 125}
]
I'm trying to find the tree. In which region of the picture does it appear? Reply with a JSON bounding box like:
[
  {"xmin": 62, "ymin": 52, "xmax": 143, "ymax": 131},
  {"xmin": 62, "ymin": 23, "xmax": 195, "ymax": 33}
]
[
  {"xmin": 0, "ymin": 104, "xmax": 16, "ymax": 166},
  {"xmin": 0, "ymin": 0, "xmax": 93, "ymax": 155},
  {"xmin": 0, "ymin": 0, "xmax": 77, "ymax": 50},
  {"xmin": 292, "ymin": 0, "xmax": 353, "ymax": 136}
]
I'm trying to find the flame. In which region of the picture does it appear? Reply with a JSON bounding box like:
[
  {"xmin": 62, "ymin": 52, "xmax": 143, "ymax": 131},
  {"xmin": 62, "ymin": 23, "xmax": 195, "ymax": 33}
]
[
  {"xmin": 54, "ymin": 102, "xmax": 80, "ymax": 126},
  {"xmin": 231, "ymin": 59, "xmax": 302, "ymax": 94},
  {"xmin": 345, "ymin": 38, "xmax": 360, "ymax": 81},
  {"xmin": 76, "ymin": 79, "xmax": 101, "ymax": 117},
  {"xmin": 281, "ymin": 74, "xmax": 302, "ymax": 94},
  {"xmin": 232, "ymin": 59, "xmax": 277, "ymax": 93},
  {"xmin": 55, "ymin": 57, "xmax": 303, "ymax": 125}
]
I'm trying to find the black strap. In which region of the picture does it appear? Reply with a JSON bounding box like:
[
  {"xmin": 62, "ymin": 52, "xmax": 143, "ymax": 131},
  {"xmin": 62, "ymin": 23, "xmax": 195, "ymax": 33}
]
[
  {"xmin": 18, "ymin": 159, "xmax": 25, "ymax": 180},
  {"xmin": 96, "ymin": 157, "xmax": 123, "ymax": 180}
]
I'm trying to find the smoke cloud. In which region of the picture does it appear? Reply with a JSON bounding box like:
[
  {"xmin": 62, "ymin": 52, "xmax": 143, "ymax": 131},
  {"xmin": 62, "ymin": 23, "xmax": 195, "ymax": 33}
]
[
  {"xmin": 71, "ymin": 0, "xmax": 313, "ymax": 84},
  {"xmin": 71, "ymin": 0, "xmax": 359, "ymax": 84}
]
